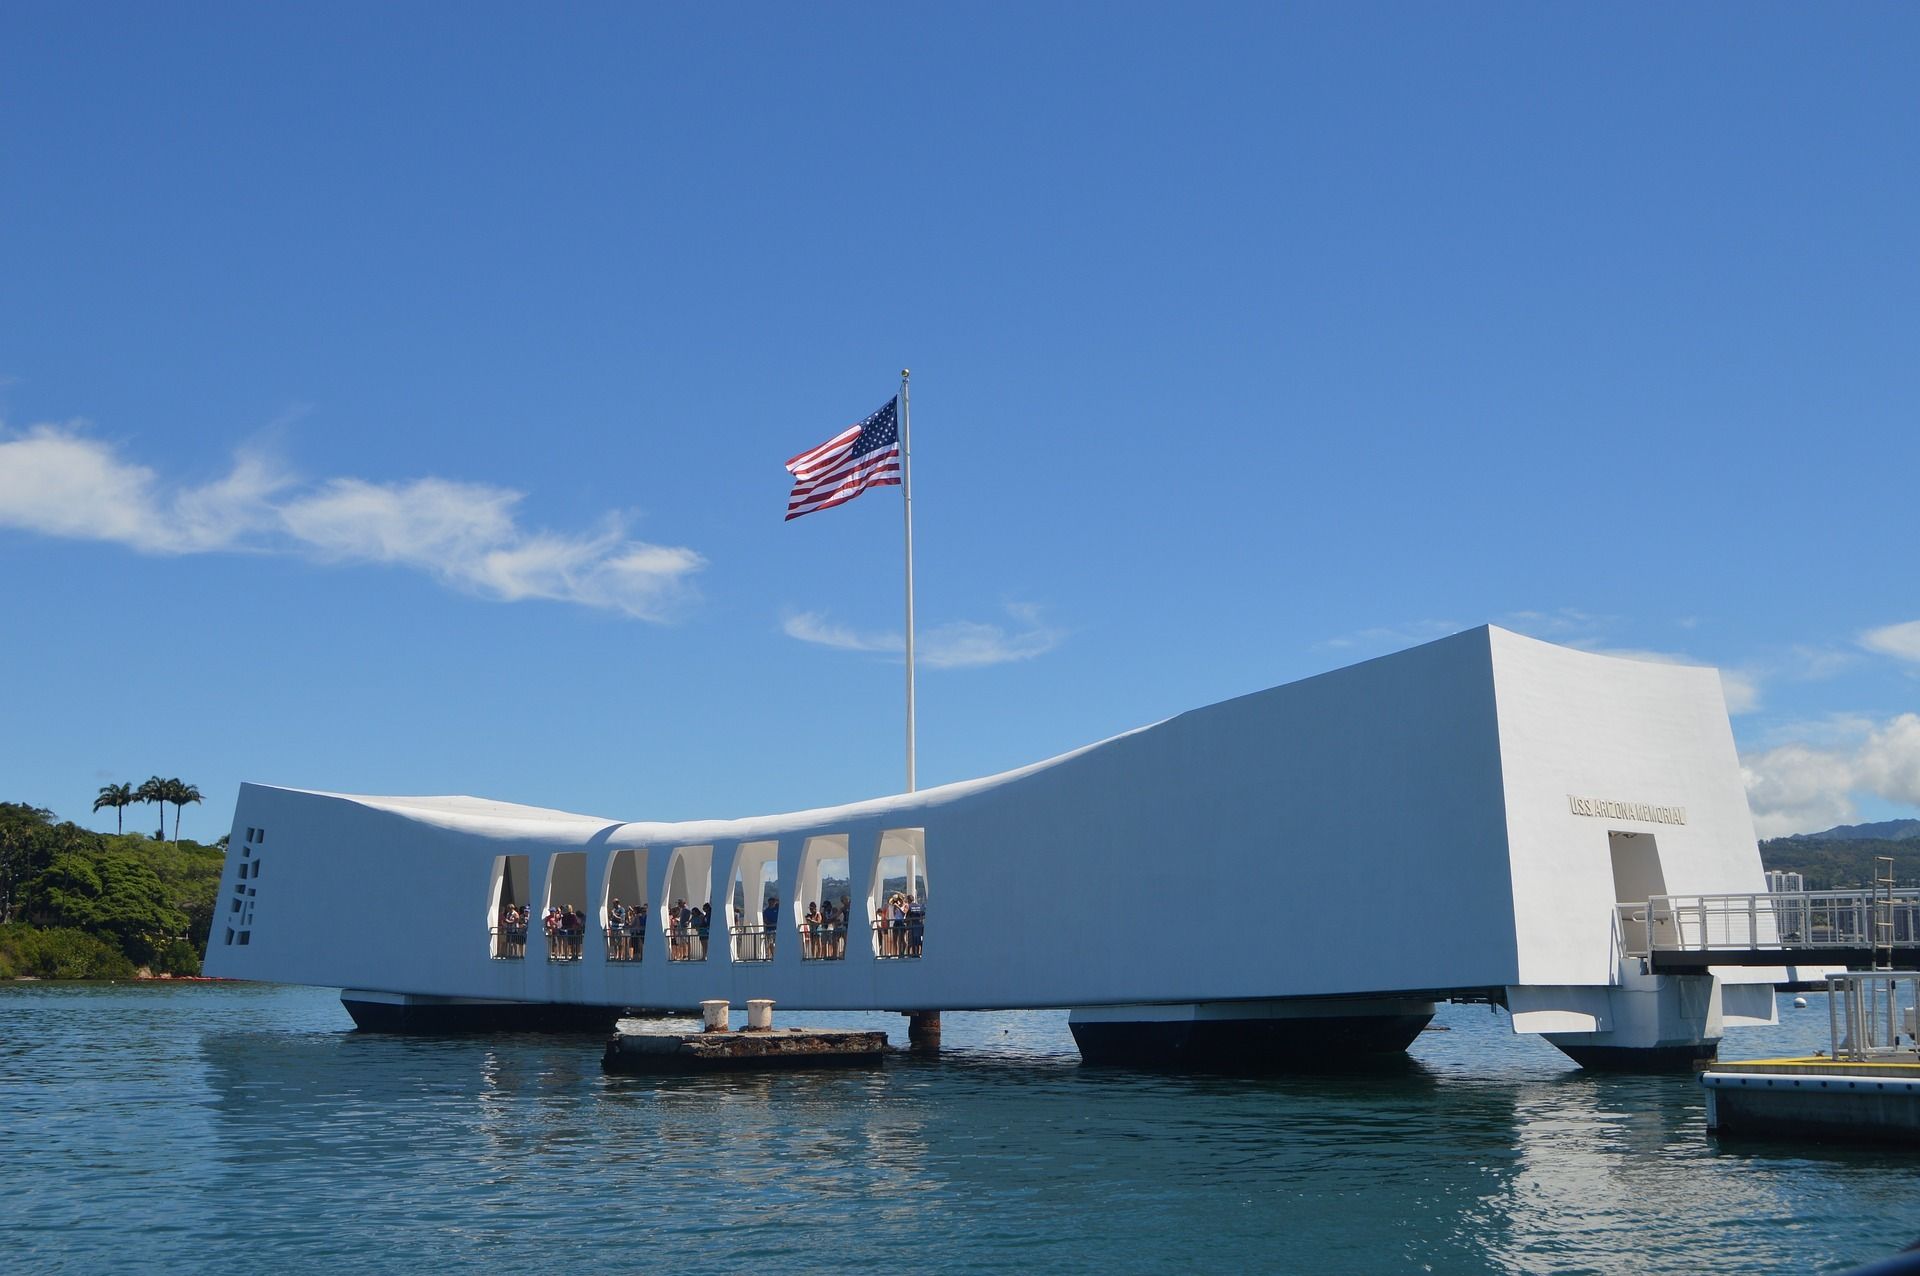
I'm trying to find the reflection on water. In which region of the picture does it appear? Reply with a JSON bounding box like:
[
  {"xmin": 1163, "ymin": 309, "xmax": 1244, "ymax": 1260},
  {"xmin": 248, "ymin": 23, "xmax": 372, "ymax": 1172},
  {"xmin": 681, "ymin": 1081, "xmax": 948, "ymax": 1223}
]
[{"xmin": 0, "ymin": 983, "xmax": 1914, "ymax": 1274}]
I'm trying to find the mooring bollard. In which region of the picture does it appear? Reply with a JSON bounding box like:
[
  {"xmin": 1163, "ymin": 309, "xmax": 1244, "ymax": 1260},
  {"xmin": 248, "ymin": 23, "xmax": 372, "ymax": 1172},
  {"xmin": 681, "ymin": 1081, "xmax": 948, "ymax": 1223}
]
[
  {"xmin": 746, "ymin": 999, "xmax": 775, "ymax": 1031},
  {"xmin": 701, "ymin": 999, "xmax": 730, "ymax": 1032}
]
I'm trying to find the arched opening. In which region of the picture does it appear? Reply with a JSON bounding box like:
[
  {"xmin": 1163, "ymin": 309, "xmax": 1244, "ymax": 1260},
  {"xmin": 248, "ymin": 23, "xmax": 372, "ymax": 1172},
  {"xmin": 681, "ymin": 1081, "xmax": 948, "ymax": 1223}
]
[
  {"xmin": 727, "ymin": 841, "xmax": 780, "ymax": 963},
  {"xmin": 488, "ymin": 854, "xmax": 530, "ymax": 959},
  {"xmin": 602, "ymin": 848, "xmax": 649, "ymax": 963},
  {"xmin": 543, "ymin": 851, "xmax": 588, "ymax": 962},
  {"xmin": 796, "ymin": 834, "xmax": 851, "ymax": 961},
  {"xmin": 663, "ymin": 845, "xmax": 713, "ymax": 962},
  {"xmin": 868, "ymin": 828, "xmax": 927, "ymax": 959}
]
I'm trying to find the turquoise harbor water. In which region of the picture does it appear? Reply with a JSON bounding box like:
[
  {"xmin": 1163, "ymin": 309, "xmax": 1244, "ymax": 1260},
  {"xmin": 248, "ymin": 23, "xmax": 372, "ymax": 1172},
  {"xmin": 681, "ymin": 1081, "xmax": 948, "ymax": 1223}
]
[{"xmin": 1, "ymin": 983, "xmax": 1915, "ymax": 1273}]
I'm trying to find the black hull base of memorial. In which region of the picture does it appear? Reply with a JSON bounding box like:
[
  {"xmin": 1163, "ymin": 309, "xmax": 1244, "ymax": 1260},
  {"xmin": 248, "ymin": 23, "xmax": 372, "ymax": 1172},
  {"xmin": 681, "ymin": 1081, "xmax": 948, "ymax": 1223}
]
[
  {"xmin": 1069, "ymin": 1005, "xmax": 1435, "ymax": 1071},
  {"xmin": 1550, "ymin": 1041, "xmax": 1719, "ymax": 1072},
  {"xmin": 342, "ymin": 990, "xmax": 623, "ymax": 1034}
]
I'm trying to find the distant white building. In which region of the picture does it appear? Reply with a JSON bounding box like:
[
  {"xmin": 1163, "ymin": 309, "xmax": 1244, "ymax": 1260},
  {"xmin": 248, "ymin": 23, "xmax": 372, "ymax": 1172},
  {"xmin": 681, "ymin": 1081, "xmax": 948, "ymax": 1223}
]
[
  {"xmin": 1766, "ymin": 870, "xmax": 1805, "ymax": 894},
  {"xmin": 206, "ymin": 625, "xmax": 1789, "ymax": 1070}
]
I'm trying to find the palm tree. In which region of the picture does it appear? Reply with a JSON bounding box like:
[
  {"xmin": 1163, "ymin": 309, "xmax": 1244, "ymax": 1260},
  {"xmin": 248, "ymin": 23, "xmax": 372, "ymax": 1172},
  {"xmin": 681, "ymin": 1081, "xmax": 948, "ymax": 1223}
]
[
  {"xmin": 136, "ymin": 776, "xmax": 168, "ymax": 841},
  {"xmin": 167, "ymin": 779, "xmax": 203, "ymax": 842},
  {"xmin": 92, "ymin": 782, "xmax": 135, "ymax": 834}
]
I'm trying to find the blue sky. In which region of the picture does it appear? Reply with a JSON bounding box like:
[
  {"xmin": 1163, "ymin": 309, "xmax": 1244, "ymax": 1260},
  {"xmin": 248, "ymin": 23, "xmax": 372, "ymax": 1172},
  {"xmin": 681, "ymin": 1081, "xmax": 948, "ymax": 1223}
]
[{"xmin": 3, "ymin": 3, "xmax": 1916, "ymax": 842}]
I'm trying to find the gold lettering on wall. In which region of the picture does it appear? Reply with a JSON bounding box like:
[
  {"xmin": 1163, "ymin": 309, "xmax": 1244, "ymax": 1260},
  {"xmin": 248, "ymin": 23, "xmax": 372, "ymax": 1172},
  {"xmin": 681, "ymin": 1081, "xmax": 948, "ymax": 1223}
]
[{"xmin": 1567, "ymin": 795, "xmax": 1687, "ymax": 825}]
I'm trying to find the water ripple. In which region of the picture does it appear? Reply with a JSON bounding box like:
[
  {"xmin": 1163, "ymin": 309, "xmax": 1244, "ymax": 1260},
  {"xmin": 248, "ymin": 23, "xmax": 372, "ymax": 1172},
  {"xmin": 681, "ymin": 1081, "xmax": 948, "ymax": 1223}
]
[{"xmin": 0, "ymin": 983, "xmax": 1912, "ymax": 1273}]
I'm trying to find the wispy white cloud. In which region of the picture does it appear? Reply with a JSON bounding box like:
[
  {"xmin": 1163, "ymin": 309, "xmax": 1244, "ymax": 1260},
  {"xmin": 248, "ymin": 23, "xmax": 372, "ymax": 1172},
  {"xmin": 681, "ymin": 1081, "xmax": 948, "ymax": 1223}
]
[
  {"xmin": 1862, "ymin": 620, "xmax": 1920, "ymax": 663},
  {"xmin": 0, "ymin": 422, "xmax": 283, "ymax": 551},
  {"xmin": 1320, "ymin": 620, "xmax": 1461, "ymax": 651},
  {"xmin": 1742, "ymin": 713, "xmax": 1920, "ymax": 837},
  {"xmin": 1498, "ymin": 608, "xmax": 1610, "ymax": 642},
  {"xmin": 0, "ymin": 421, "xmax": 703, "ymax": 620},
  {"xmin": 783, "ymin": 602, "xmax": 1063, "ymax": 669},
  {"xmin": 1784, "ymin": 644, "xmax": 1858, "ymax": 681}
]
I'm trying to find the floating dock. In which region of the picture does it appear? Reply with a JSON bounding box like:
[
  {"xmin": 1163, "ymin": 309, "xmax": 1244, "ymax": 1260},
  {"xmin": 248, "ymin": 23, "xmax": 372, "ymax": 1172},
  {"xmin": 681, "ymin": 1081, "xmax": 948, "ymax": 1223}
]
[
  {"xmin": 1702, "ymin": 1058, "xmax": 1920, "ymax": 1143},
  {"xmin": 1702, "ymin": 973, "xmax": 1920, "ymax": 1144}
]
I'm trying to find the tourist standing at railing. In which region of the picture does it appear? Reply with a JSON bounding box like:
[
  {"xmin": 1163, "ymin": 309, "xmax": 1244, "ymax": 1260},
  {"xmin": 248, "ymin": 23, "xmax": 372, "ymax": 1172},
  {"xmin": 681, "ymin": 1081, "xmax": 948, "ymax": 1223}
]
[
  {"xmin": 906, "ymin": 895, "xmax": 924, "ymax": 957},
  {"xmin": 669, "ymin": 901, "xmax": 685, "ymax": 961},
  {"xmin": 762, "ymin": 895, "xmax": 780, "ymax": 960},
  {"xmin": 804, "ymin": 902, "xmax": 822, "ymax": 958},
  {"xmin": 608, "ymin": 899, "xmax": 627, "ymax": 957},
  {"xmin": 696, "ymin": 903, "xmax": 712, "ymax": 958},
  {"xmin": 629, "ymin": 901, "xmax": 647, "ymax": 960},
  {"xmin": 544, "ymin": 905, "xmax": 562, "ymax": 956}
]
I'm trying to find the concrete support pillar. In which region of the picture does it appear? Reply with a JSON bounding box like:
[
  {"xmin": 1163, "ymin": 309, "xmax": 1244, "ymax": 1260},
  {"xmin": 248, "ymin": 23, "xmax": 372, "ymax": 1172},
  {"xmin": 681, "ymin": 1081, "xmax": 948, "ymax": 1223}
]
[{"xmin": 905, "ymin": 1010, "xmax": 941, "ymax": 1052}]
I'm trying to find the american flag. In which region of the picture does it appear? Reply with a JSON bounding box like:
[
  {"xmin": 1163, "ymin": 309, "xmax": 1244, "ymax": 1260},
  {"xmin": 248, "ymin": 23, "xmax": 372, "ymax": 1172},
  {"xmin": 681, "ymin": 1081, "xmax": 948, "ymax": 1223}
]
[{"xmin": 783, "ymin": 397, "xmax": 902, "ymax": 521}]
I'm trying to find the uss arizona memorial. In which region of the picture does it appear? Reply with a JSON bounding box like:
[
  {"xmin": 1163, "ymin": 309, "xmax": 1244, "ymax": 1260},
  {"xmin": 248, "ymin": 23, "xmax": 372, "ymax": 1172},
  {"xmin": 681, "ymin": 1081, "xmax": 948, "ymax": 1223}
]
[{"xmin": 205, "ymin": 625, "xmax": 1801, "ymax": 1069}]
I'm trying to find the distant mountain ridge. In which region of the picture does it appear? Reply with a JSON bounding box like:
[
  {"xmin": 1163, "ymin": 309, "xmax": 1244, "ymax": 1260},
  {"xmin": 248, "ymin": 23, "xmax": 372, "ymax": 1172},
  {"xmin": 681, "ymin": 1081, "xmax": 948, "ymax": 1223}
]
[
  {"xmin": 1781, "ymin": 818, "xmax": 1920, "ymax": 843},
  {"xmin": 1760, "ymin": 833, "xmax": 1920, "ymax": 890}
]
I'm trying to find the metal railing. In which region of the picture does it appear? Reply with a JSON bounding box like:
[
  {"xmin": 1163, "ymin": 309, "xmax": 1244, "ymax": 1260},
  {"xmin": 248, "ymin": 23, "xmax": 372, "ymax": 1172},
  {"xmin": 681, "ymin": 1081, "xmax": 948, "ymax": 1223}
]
[
  {"xmin": 665, "ymin": 922, "xmax": 709, "ymax": 962},
  {"xmin": 731, "ymin": 924, "xmax": 775, "ymax": 963},
  {"xmin": 873, "ymin": 917, "xmax": 925, "ymax": 960},
  {"xmin": 604, "ymin": 929, "xmax": 646, "ymax": 963},
  {"xmin": 1827, "ymin": 972, "xmax": 1920, "ymax": 1061},
  {"xmin": 801, "ymin": 920, "xmax": 848, "ymax": 961},
  {"xmin": 1646, "ymin": 889, "xmax": 1920, "ymax": 954},
  {"xmin": 489, "ymin": 925, "xmax": 528, "ymax": 960}
]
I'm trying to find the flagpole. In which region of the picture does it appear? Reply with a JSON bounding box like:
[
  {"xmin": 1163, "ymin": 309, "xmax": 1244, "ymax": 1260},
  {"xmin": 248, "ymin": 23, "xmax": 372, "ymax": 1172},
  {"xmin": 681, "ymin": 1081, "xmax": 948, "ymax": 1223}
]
[{"xmin": 900, "ymin": 368, "xmax": 916, "ymax": 793}]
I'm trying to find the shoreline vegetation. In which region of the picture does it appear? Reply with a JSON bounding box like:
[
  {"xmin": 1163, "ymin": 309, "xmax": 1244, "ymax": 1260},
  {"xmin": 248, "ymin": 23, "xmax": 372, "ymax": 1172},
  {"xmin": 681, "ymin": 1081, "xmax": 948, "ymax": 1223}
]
[{"xmin": 1, "ymin": 800, "xmax": 222, "ymax": 980}]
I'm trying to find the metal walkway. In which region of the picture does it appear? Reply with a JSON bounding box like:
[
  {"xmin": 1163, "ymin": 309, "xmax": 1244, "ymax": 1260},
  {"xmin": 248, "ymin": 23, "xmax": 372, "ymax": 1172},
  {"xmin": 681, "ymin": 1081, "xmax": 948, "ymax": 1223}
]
[{"xmin": 1628, "ymin": 887, "xmax": 1920, "ymax": 973}]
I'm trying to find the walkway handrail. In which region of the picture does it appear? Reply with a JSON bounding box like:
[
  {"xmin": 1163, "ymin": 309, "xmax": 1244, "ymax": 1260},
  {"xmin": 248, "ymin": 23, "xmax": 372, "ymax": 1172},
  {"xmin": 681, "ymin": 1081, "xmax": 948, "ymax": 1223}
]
[
  {"xmin": 730, "ymin": 923, "xmax": 775, "ymax": 963},
  {"xmin": 604, "ymin": 929, "xmax": 645, "ymax": 963},
  {"xmin": 873, "ymin": 915, "xmax": 925, "ymax": 960},
  {"xmin": 1646, "ymin": 889, "xmax": 1920, "ymax": 953}
]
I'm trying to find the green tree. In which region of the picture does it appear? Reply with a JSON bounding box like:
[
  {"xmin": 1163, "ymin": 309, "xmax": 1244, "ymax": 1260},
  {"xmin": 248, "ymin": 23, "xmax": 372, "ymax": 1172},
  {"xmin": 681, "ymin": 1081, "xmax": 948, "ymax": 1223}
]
[
  {"xmin": 92, "ymin": 782, "xmax": 135, "ymax": 834},
  {"xmin": 136, "ymin": 776, "xmax": 168, "ymax": 841},
  {"xmin": 166, "ymin": 779, "xmax": 203, "ymax": 842},
  {"xmin": 0, "ymin": 803, "xmax": 56, "ymax": 924},
  {"xmin": 22, "ymin": 846, "xmax": 187, "ymax": 966}
]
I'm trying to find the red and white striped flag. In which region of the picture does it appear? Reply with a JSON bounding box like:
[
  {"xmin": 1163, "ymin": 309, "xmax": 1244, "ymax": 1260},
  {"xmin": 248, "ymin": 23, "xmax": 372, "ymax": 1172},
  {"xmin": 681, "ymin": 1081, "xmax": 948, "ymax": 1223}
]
[{"xmin": 784, "ymin": 397, "xmax": 901, "ymax": 521}]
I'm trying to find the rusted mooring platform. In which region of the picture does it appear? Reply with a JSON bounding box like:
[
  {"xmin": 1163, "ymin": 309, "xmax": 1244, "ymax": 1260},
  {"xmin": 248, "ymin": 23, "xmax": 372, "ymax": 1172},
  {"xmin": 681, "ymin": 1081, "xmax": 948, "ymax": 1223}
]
[
  {"xmin": 602, "ymin": 999, "xmax": 888, "ymax": 1075},
  {"xmin": 603, "ymin": 1027, "xmax": 888, "ymax": 1074}
]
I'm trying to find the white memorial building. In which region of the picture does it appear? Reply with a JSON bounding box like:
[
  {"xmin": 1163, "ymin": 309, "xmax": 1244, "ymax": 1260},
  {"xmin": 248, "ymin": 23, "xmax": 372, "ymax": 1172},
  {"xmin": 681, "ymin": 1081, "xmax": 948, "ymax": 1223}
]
[{"xmin": 205, "ymin": 625, "xmax": 1790, "ymax": 1069}]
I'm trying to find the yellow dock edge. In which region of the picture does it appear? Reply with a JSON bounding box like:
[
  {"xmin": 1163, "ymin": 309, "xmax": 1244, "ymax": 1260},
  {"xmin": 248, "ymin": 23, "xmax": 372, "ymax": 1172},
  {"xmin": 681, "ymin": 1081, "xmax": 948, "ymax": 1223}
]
[{"xmin": 1710, "ymin": 1055, "xmax": 1920, "ymax": 1076}]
